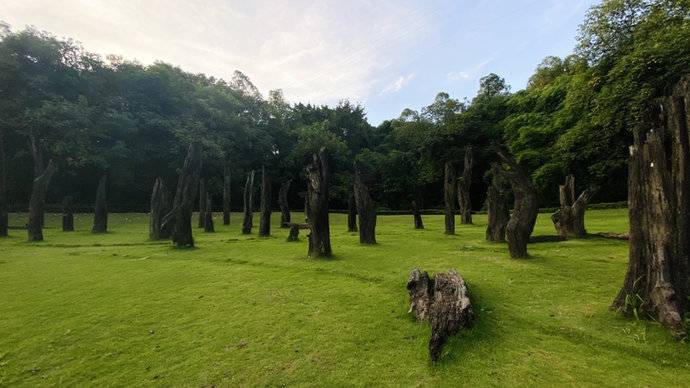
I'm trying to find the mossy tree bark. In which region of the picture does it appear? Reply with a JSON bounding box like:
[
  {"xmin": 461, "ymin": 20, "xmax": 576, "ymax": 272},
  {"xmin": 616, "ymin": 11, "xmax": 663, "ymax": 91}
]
[
  {"xmin": 62, "ymin": 196, "xmax": 74, "ymax": 232},
  {"xmin": 306, "ymin": 147, "xmax": 332, "ymax": 258},
  {"xmin": 486, "ymin": 163, "xmax": 509, "ymax": 242},
  {"xmin": 150, "ymin": 178, "xmax": 172, "ymax": 240},
  {"xmin": 163, "ymin": 143, "xmax": 202, "ymax": 248},
  {"xmin": 27, "ymin": 159, "xmax": 57, "ymax": 241},
  {"xmin": 497, "ymin": 151, "xmax": 538, "ymax": 258},
  {"xmin": 612, "ymin": 77, "xmax": 690, "ymax": 339},
  {"xmin": 457, "ymin": 146, "xmax": 474, "ymax": 224},
  {"xmin": 223, "ymin": 166, "xmax": 231, "ymax": 225},
  {"xmin": 197, "ymin": 178, "xmax": 206, "ymax": 228},
  {"xmin": 278, "ymin": 179, "xmax": 291, "ymax": 228},
  {"xmin": 259, "ymin": 166, "xmax": 271, "ymax": 237},
  {"xmin": 242, "ymin": 170, "xmax": 255, "ymax": 234},
  {"xmin": 551, "ymin": 175, "xmax": 591, "ymax": 238},
  {"xmin": 347, "ymin": 191, "xmax": 358, "ymax": 232},
  {"xmin": 92, "ymin": 175, "xmax": 108, "ymax": 233},
  {"xmin": 443, "ymin": 161, "xmax": 456, "ymax": 235},
  {"xmin": 204, "ymin": 193, "xmax": 214, "ymax": 232},
  {"xmin": 354, "ymin": 169, "xmax": 376, "ymax": 244}
]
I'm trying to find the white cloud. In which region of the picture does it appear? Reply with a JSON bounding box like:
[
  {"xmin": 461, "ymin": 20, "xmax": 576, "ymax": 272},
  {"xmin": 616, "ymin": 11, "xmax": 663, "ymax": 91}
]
[
  {"xmin": 446, "ymin": 71, "xmax": 470, "ymax": 81},
  {"xmin": 446, "ymin": 56, "xmax": 495, "ymax": 83},
  {"xmin": 380, "ymin": 73, "xmax": 415, "ymax": 95}
]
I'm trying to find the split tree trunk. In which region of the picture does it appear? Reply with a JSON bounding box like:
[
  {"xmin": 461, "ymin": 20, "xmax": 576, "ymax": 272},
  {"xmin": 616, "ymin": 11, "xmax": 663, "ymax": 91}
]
[
  {"xmin": 0, "ymin": 128, "xmax": 7, "ymax": 237},
  {"xmin": 457, "ymin": 146, "xmax": 474, "ymax": 224},
  {"xmin": 91, "ymin": 175, "xmax": 108, "ymax": 233},
  {"xmin": 278, "ymin": 179, "xmax": 291, "ymax": 228},
  {"xmin": 197, "ymin": 178, "xmax": 206, "ymax": 228},
  {"xmin": 354, "ymin": 170, "xmax": 376, "ymax": 244},
  {"xmin": 259, "ymin": 166, "xmax": 271, "ymax": 237},
  {"xmin": 27, "ymin": 159, "xmax": 57, "ymax": 241},
  {"xmin": 612, "ymin": 77, "xmax": 690, "ymax": 339},
  {"xmin": 347, "ymin": 191, "xmax": 358, "ymax": 232},
  {"xmin": 551, "ymin": 175, "xmax": 590, "ymax": 238},
  {"xmin": 412, "ymin": 200, "xmax": 424, "ymax": 229},
  {"xmin": 306, "ymin": 147, "xmax": 332, "ymax": 258},
  {"xmin": 223, "ymin": 166, "xmax": 231, "ymax": 225},
  {"xmin": 150, "ymin": 178, "xmax": 172, "ymax": 240},
  {"xmin": 443, "ymin": 161, "xmax": 456, "ymax": 235},
  {"xmin": 204, "ymin": 193, "xmax": 214, "ymax": 232},
  {"xmin": 486, "ymin": 163, "xmax": 509, "ymax": 242},
  {"xmin": 163, "ymin": 143, "xmax": 202, "ymax": 248},
  {"xmin": 62, "ymin": 196, "xmax": 74, "ymax": 232},
  {"xmin": 497, "ymin": 151, "xmax": 538, "ymax": 258},
  {"xmin": 242, "ymin": 170, "xmax": 255, "ymax": 234}
]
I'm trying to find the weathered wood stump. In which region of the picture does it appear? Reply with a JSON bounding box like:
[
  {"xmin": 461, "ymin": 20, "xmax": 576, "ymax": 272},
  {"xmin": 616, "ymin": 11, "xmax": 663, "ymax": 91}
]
[
  {"xmin": 407, "ymin": 268, "xmax": 474, "ymax": 361},
  {"xmin": 412, "ymin": 200, "xmax": 424, "ymax": 229},
  {"xmin": 306, "ymin": 147, "xmax": 332, "ymax": 258},
  {"xmin": 278, "ymin": 179, "xmax": 291, "ymax": 228},
  {"xmin": 287, "ymin": 223, "xmax": 310, "ymax": 242},
  {"xmin": 497, "ymin": 151, "xmax": 538, "ymax": 258},
  {"xmin": 62, "ymin": 196, "xmax": 74, "ymax": 232},
  {"xmin": 486, "ymin": 163, "xmax": 509, "ymax": 242},
  {"xmin": 354, "ymin": 170, "xmax": 376, "ymax": 244},
  {"xmin": 551, "ymin": 175, "xmax": 590, "ymax": 238},
  {"xmin": 91, "ymin": 175, "xmax": 108, "ymax": 233},
  {"xmin": 204, "ymin": 193, "xmax": 214, "ymax": 232},
  {"xmin": 347, "ymin": 191, "xmax": 358, "ymax": 232},
  {"xmin": 27, "ymin": 159, "xmax": 57, "ymax": 241},
  {"xmin": 223, "ymin": 166, "xmax": 231, "ymax": 225},
  {"xmin": 163, "ymin": 143, "xmax": 202, "ymax": 248},
  {"xmin": 259, "ymin": 166, "xmax": 271, "ymax": 237},
  {"xmin": 612, "ymin": 76, "xmax": 690, "ymax": 339},
  {"xmin": 457, "ymin": 146, "xmax": 474, "ymax": 224},
  {"xmin": 444, "ymin": 161, "xmax": 456, "ymax": 235},
  {"xmin": 197, "ymin": 178, "xmax": 207, "ymax": 228},
  {"xmin": 242, "ymin": 170, "xmax": 255, "ymax": 234}
]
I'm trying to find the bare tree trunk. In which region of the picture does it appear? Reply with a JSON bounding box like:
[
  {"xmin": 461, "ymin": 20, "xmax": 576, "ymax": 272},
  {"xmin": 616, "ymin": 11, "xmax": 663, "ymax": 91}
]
[
  {"xmin": 204, "ymin": 193, "xmax": 214, "ymax": 232},
  {"xmin": 163, "ymin": 143, "xmax": 202, "ymax": 248},
  {"xmin": 486, "ymin": 163, "xmax": 509, "ymax": 242},
  {"xmin": 306, "ymin": 147, "xmax": 332, "ymax": 258},
  {"xmin": 91, "ymin": 175, "xmax": 108, "ymax": 233},
  {"xmin": 354, "ymin": 170, "xmax": 376, "ymax": 244},
  {"xmin": 551, "ymin": 175, "xmax": 590, "ymax": 238},
  {"xmin": 223, "ymin": 166, "xmax": 231, "ymax": 225},
  {"xmin": 347, "ymin": 191, "xmax": 358, "ymax": 232},
  {"xmin": 197, "ymin": 178, "xmax": 206, "ymax": 228},
  {"xmin": 27, "ymin": 160, "xmax": 57, "ymax": 241},
  {"xmin": 0, "ymin": 128, "xmax": 7, "ymax": 237},
  {"xmin": 278, "ymin": 179, "xmax": 291, "ymax": 228},
  {"xmin": 444, "ymin": 161, "xmax": 456, "ymax": 235},
  {"xmin": 242, "ymin": 170, "xmax": 255, "ymax": 234},
  {"xmin": 62, "ymin": 196, "xmax": 74, "ymax": 232},
  {"xmin": 612, "ymin": 78, "xmax": 690, "ymax": 339},
  {"xmin": 149, "ymin": 178, "xmax": 172, "ymax": 240},
  {"xmin": 497, "ymin": 151, "xmax": 538, "ymax": 258},
  {"xmin": 457, "ymin": 146, "xmax": 473, "ymax": 224},
  {"xmin": 29, "ymin": 135, "xmax": 46, "ymax": 228},
  {"xmin": 412, "ymin": 200, "xmax": 424, "ymax": 229},
  {"xmin": 259, "ymin": 166, "xmax": 271, "ymax": 237}
]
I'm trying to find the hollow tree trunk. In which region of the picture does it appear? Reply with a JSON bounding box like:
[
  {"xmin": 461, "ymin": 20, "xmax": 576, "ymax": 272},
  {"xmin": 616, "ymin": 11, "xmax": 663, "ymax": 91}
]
[
  {"xmin": 443, "ymin": 161, "xmax": 456, "ymax": 235},
  {"xmin": 91, "ymin": 175, "xmax": 108, "ymax": 233},
  {"xmin": 62, "ymin": 196, "xmax": 74, "ymax": 232},
  {"xmin": 27, "ymin": 160, "xmax": 57, "ymax": 241},
  {"xmin": 497, "ymin": 151, "xmax": 538, "ymax": 258},
  {"xmin": 197, "ymin": 178, "xmax": 206, "ymax": 228},
  {"xmin": 412, "ymin": 200, "xmax": 424, "ymax": 229},
  {"xmin": 242, "ymin": 170, "xmax": 255, "ymax": 234},
  {"xmin": 612, "ymin": 77, "xmax": 690, "ymax": 339},
  {"xmin": 457, "ymin": 146, "xmax": 474, "ymax": 224},
  {"xmin": 162, "ymin": 143, "xmax": 202, "ymax": 248},
  {"xmin": 347, "ymin": 191, "xmax": 358, "ymax": 232},
  {"xmin": 0, "ymin": 128, "xmax": 7, "ymax": 237},
  {"xmin": 259, "ymin": 166, "xmax": 271, "ymax": 237},
  {"xmin": 149, "ymin": 178, "xmax": 172, "ymax": 240},
  {"xmin": 223, "ymin": 166, "xmax": 231, "ymax": 225},
  {"xmin": 354, "ymin": 170, "xmax": 376, "ymax": 244},
  {"xmin": 204, "ymin": 193, "xmax": 214, "ymax": 232},
  {"xmin": 486, "ymin": 163, "xmax": 509, "ymax": 242},
  {"xmin": 278, "ymin": 179, "xmax": 291, "ymax": 228},
  {"xmin": 306, "ymin": 147, "xmax": 332, "ymax": 257},
  {"xmin": 551, "ymin": 175, "xmax": 590, "ymax": 238}
]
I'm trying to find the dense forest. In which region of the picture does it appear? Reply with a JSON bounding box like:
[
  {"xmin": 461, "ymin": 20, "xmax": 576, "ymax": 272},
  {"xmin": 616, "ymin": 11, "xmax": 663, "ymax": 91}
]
[{"xmin": 1, "ymin": 0, "xmax": 689, "ymax": 213}]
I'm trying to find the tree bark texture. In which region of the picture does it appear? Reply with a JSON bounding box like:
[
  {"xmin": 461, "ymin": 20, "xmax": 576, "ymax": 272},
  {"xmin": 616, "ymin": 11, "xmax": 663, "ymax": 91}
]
[
  {"xmin": 412, "ymin": 200, "xmax": 424, "ymax": 229},
  {"xmin": 278, "ymin": 179, "xmax": 291, "ymax": 228},
  {"xmin": 197, "ymin": 178, "xmax": 207, "ymax": 228},
  {"xmin": 497, "ymin": 151, "xmax": 538, "ymax": 258},
  {"xmin": 242, "ymin": 170, "xmax": 255, "ymax": 234},
  {"xmin": 354, "ymin": 170, "xmax": 376, "ymax": 244},
  {"xmin": 223, "ymin": 166, "xmax": 231, "ymax": 225},
  {"xmin": 443, "ymin": 161, "xmax": 456, "ymax": 235},
  {"xmin": 486, "ymin": 163, "xmax": 509, "ymax": 242},
  {"xmin": 27, "ymin": 159, "xmax": 57, "ymax": 241},
  {"xmin": 306, "ymin": 147, "xmax": 332, "ymax": 258},
  {"xmin": 259, "ymin": 166, "xmax": 271, "ymax": 237},
  {"xmin": 91, "ymin": 175, "xmax": 108, "ymax": 233},
  {"xmin": 551, "ymin": 175, "xmax": 590, "ymax": 238},
  {"xmin": 204, "ymin": 193, "xmax": 214, "ymax": 232},
  {"xmin": 347, "ymin": 191, "xmax": 358, "ymax": 232},
  {"xmin": 62, "ymin": 196, "xmax": 74, "ymax": 232},
  {"xmin": 163, "ymin": 143, "xmax": 202, "ymax": 248},
  {"xmin": 457, "ymin": 146, "xmax": 474, "ymax": 224},
  {"xmin": 149, "ymin": 178, "xmax": 171, "ymax": 240}
]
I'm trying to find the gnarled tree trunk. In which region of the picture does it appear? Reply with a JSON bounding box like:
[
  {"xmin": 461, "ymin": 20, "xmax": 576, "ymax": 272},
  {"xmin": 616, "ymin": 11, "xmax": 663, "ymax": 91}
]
[
  {"xmin": 306, "ymin": 147, "xmax": 332, "ymax": 258},
  {"xmin": 412, "ymin": 200, "xmax": 424, "ymax": 229},
  {"xmin": 27, "ymin": 159, "xmax": 57, "ymax": 241},
  {"xmin": 354, "ymin": 170, "xmax": 376, "ymax": 244},
  {"xmin": 259, "ymin": 166, "xmax": 271, "ymax": 237},
  {"xmin": 198, "ymin": 178, "xmax": 206, "ymax": 228},
  {"xmin": 62, "ymin": 196, "xmax": 74, "ymax": 232},
  {"xmin": 347, "ymin": 191, "xmax": 358, "ymax": 232},
  {"xmin": 612, "ymin": 77, "xmax": 690, "ymax": 339},
  {"xmin": 497, "ymin": 151, "xmax": 538, "ymax": 258},
  {"xmin": 486, "ymin": 163, "xmax": 509, "ymax": 242},
  {"xmin": 163, "ymin": 143, "xmax": 202, "ymax": 248},
  {"xmin": 457, "ymin": 146, "xmax": 473, "ymax": 224},
  {"xmin": 278, "ymin": 179, "xmax": 291, "ymax": 228},
  {"xmin": 92, "ymin": 175, "xmax": 108, "ymax": 233},
  {"xmin": 204, "ymin": 193, "xmax": 214, "ymax": 232},
  {"xmin": 443, "ymin": 161, "xmax": 456, "ymax": 235},
  {"xmin": 551, "ymin": 175, "xmax": 590, "ymax": 238},
  {"xmin": 242, "ymin": 170, "xmax": 255, "ymax": 234},
  {"xmin": 150, "ymin": 178, "xmax": 172, "ymax": 240},
  {"xmin": 223, "ymin": 166, "xmax": 231, "ymax": 225}
]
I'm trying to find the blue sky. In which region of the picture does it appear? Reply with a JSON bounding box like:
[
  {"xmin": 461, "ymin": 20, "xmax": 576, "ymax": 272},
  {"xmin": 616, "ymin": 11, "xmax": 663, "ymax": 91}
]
[{"xmin": 1, "ymin": 0, "xmax": 598, "ymax": 124}]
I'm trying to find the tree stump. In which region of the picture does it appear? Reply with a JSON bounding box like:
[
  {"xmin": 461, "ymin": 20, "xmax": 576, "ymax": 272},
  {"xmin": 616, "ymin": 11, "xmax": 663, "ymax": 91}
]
[
  {"xmin": 486, "ymin": 163, "xmax": 509, "ymax": 242},
  {"xmin": 443, "ymin": 161, "xmax": 456, "ymax": 235},
  {"xmin": 412, "ymin": 200, "xmax": 424, "ymax": 229},
  {"xmin": 354, "ymin": 170, "xmax": 376, "ymax": 244},
  {"xmin": 457, "ymin": 146, "xmax": 474, "ymax": 224},
  {"xmin": 278, "ymin": 179, "xmax": 291, "ymax": 228},
  {"xmin": 406, "ymin": 268, "xmax": 474, "ymax": 361},
  {"xmin": 259, "ymin": 166, "xmax": 271, "ymax": 237},
  {"xmin": 287, "ymin": 223, "xmax": 309, "ymax": 242},
  {"xmin": 91, "ymin": 175, "xmax": 108, "ymax": 234},
  {"xmin": 306, "ymin": 147, "xmax": 332, "ymax": 258},
  {"xmin": 204, "ymin": 193, "xmax": 214, "ymax": 232},
  {"xmin": 197, "ymin": 178, "xmax": 207, "ymax": 228},
  {"xmin": 497, "ymin": 151, "xmax": 538, "ymax": 258},
  {"xmin": 62, "ymin": 196, "xmax": 74, "ymax": 232},
  {"xmin": 163, "ymin": 143, "xmax": 202, "ymax": 248},
  {"xmin": 242, "ymin": 170, "xmax": 255, "ymax": 234},
  {"xmin": 27, "ymin": 159, "xmax": 57, "ymax": 241},
  {"xmin": 551, "ymin": 175, "xmax": 590, "ymax": 238},
  {"xmin": 347, "ymin": 191, "xmax": 358, "ymax": 232},
  {"xmin": 612, "ymin": 77, "xmax": 690, "ymax": 339},
  {"xmin": 223, "ymin": 166, "xmax": 231, "ymax": 225}
]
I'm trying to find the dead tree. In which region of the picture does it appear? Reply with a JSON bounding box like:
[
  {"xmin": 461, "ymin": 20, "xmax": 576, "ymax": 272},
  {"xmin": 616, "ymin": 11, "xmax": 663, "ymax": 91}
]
[
  {"xmin": 62, "ymin": 196, "xmax": 74, "ymax": 232},
  {"xmin": 197, "ymin": 178, "xmax": 207, "ymax": 228},
  {"xmin": 354, "ymin": 170, "xmax": 376, "ymax": 244},
  {"xmin": 242, "ymin": 170, "xmax": 255, "ymax": 234},
  {"xmin": 306, "ymin": 147, "xmax": 332, "ymax": 258},
  {"xmin": 0, "ymin": 128, "xmax": 7, "ymax": 237},
  {"xmin": 204, "ymin": 193, "xmax": 214, "ymax": 232},
  {"xmin": 486, "ymin": 163, "xmax": 509, "ymax": 242},
  {"xmin": 497, "ymin": 151, "xmax": 538, "ymax": 258},
  {"xmin": 457, "ymin": 146, "xmax": 474, "ymax": 224},
  {"xmin": 163, "ymin": 143, "xmax": 202, "ymax": 248},
  {"xmin": 91, "ymin": 175, "xmax": 108, "ymax": 233},
  {"xmin": 551, "ymin": 175, "xmax": 591, "ymax": 238},
  {"xmin": 612, "ymin": 77, "xmax": 690, "ymax": 339},
  {"xmin": 27, "ymin": 159, "xmax": 57, "ymax": 241},
  {"xmin": 259, "ymin": 166, "xmax": 271, "ymax": 237},
  {"xmin": 347, "ymin": 191, "xmax": 358, "ymax": 232},
  {"xmin": 278, "ymin": 179, "xmax": 292, "ymax": 228},
  {"xmin": 412, "ymin": 200, "xmax": 424, "ymax": 229},
  {"xmin": 407, "ymin": 268, "xmax": 474, "ymax": 361},
  {"xmin": 150, "ymin": 178, "xmax": 172, "ymax": 240},
  {"xmin": 223, "ymin": 166, "xmax": 231, "ymax": 225},
  {"xmin": 443, "ymin": 161, "xmax": 456, "ymax": 235}
]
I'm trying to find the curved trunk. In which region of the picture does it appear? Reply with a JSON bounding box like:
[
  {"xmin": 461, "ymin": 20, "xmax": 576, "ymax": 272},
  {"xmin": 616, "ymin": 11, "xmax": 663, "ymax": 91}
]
[
  {"xmin": 354, "ymin": 171, "xmax": 376, "ymax": 244},
  {"xmin": 163, "ymin": 143, "xmax": 202, "ymax": 248},
  {"xmin": 197, "ymin": 178, "xmax": 206, "ymax": 228},
  {"xmin": 443, "ymin": 161, "xmax": 456, "ymax": 235},
  {"xmin": 242, "ymin": 170, "xmax": 255, "ymax": 234},
  {"xmin": 457, "ymin": 146, "xmax": 473, "ymax": 224},
  {"xmin": 223, "ymin": 167, "xmax": 231, "ymax": 225},
  {"xmin": 62, "ymin": 196, "xmax": 74, "ymax": 232},
  {"xmin": 278, "ymin": 179, "xmax": 291, "ymax": 228},
  {"xmin": 27, "ymin": 160, "xmax": 57, "ymax": 241},
  {"xmin": 497, "ymin": 151, "xmax": 538, "ymax": 258},
  {"xmin": 551, "ymin": 175, "xmax": 590, "ymax": 238},
  {"xmin": 306, "ymin": 147, "xmax": 332, "ymax": 257},
  {"xmin": 91, "ymin": 175, "xmax": 108, "ymax": 233},
  {"xmin": 259, "ymin": 166, "xmax": 271, "ymax": 237}
]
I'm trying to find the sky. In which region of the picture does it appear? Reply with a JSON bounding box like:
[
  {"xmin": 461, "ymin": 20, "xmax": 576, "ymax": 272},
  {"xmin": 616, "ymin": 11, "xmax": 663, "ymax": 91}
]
[{"xmin": 0, "ymin": 0, "xmax": 599, "ymax": 124}]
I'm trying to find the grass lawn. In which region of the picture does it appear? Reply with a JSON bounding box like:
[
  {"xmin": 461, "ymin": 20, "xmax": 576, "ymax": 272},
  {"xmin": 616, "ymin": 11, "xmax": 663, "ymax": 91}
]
[{"xmin": 0, "ymin": 209, "xmax": 689, "ymax": 386}]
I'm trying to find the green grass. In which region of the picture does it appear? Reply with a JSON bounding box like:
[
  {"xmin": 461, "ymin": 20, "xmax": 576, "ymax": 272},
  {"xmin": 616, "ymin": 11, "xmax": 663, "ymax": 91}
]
[{"xmin": 0, "ymin": 209, "xmax": 688, "ymax": 386}]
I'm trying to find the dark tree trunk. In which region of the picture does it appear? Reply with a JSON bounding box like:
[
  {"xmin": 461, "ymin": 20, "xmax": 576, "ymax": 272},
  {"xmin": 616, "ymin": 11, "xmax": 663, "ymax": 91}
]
[
  {"xmin": 29, "ymin": 135, "xmax": 45, "ymax": 228},
  {"xmin": 259, "ymin": 166, "xmax": 271, "ymax": 237},
  {"xmin": 92, "ymin": 175, "xmax": 108, "ymax": 233},
  {"xmin": 204, "ymin": 193, "xmax": 214, "ymax": 232},
  {"xmin": 407, "ymin": 268, "xmax": 474, "ymax": 361},
  {"xmin": 163, "ymin": 143, "xmax": 202, "ymax": 248},
  {"xmin": 354, "ymin": 170, "xmax": 376, "ymax": 244},
  {"xmin": 457, "ymin": 146, "xmax": 474, "ymax": 224},
  {"xmin": 223, "ymin": 166, "xmax": 231, "ymax": 225},
  {"xmin": 306, "ymin": 147, "xmax": 332, "ymax": 258},
  {"xmin": 287, "ymin": 224, "xmax": 300, "ymax": 241},
  {"xmin": 486, "ymin": 163, "xmax": 509, "ymax": 242},
  {"xmin": 443, "ymin": 161, "xmax": 456, "ymax": 235},
  {"xmin": 278, "ymin": 179, "xmax": 291, "ymax": 228},
  {"xmin": 497, "ymin": 151, "xmax": 538, "ymax": 258},
  {"xmin": 612, "ymin": 78, "xmax": 690, "ymax": 339},
  {"xmin": 62, "ymin": 196, "xmax": 74, "ymax": 232},
  {"xmin": 551, "ymin": 175, "xmax": 590, "ymax": 238},
  {"xmin": 198, "ymin": 178, "xmax": 206, "ymax": 228},
  {"xmin": 0, "ymin": 128, "xmax": 7, "ymax": 237},
  {"xmin": 27, "ymin": 160, "xmax": 57, "ymax": 241},
  {"xmin": 150, "ymin": 178, "xmax": 172, "ymax": 240},
  {"xmin": 412, "ymin": 200, "xmax": 424, "ymax": 229},
  {"xmin": 242, "ymin": 170, "xmax": 255, "ymax": 234},
  {"xmin": 347, "ymin": 191, "xmax": 358, "ymax": 232}
]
